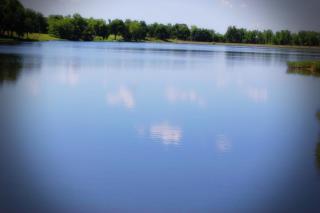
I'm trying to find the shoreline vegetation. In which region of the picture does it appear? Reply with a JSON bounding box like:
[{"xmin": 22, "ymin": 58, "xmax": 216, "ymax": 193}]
[
  {"xmin": 2, "ymin": 0, "xmax": 320, "ymax": 48},
  {"xmin": 3, "ymin": 34, "xmax": 320, "ymax": 51},
  {"xmin": 287, "ymin": 61, "xmax": 320, "ymax": 76}
]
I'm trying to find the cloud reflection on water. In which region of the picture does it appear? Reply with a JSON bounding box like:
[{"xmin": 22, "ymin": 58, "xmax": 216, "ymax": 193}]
[
  {"xmin": 58, "ymin": 66, "xmax": 79, "ymax": 87},
  {"xmin": 213, "ymin": 71, "xmax": 269, "ymax": 104},
  {"xmin": 106, "ymin": 86, "xmax": 135, "ymax": 109},
  {"xmin": 150, "ymin": 123, "xmax": 182, "ymax": 145},
  {"xmin": 25, "ymin": 78, "xmax": 40, "ymax": 97},
  {"xmin": 166, "ymin": 87, "xmax": 205, "ymax": 107},
  {"xmin": 247, "ymin": 87, "xmax": 268, "ymax": 103},
  {"xmin": 215, "ymin": 134, "xmax": 232, "ymax": 153}
]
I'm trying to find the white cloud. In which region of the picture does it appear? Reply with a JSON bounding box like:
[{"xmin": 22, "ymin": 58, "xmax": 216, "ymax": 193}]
[
  {"xmin": 240, "ymin": 2, "xmax": 247, "ymax": 8},
  {"xmin": 220, "ymin": 0, "xmax": 233, "ymax": 8}
]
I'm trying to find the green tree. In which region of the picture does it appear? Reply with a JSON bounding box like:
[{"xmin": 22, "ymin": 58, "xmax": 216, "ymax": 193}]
[
  {"xmin": 243, "ymin": 30, "xmax": 264, "ymax": 44},
  {"xmin": 1, "ymin": 0, "xmax": 25, "ymax": 37},
  {"xmin": 37, "ymin": 13, "xmax": 48, "ymax": 33},
  {"xmin": 71, "ymin": 13, "xmax": 88, "ymax": 40},
  {"xmin": 48, "ymin": 15, "xmax": 63, "ymax": 37},
  {"xmin": 154, "ymin": 24, "xmax": 170, "ymax": 40},
  {"xmin": 172, "ymin": 24, "xmax": 190, "ymax": 40},
  {"xmin": 262, "ymin": 30, "xmax": 273, "ymax": 44},
  {"xmin": 87, "ymin": 18, "xmax": 109, "ymax": 39},
  {"xmin": 213, "ymin": 33, "xmax": 225, "ymax": 42},
  {"xmin": 24, "ymin": 8, "xmax": 37, "ymax": 36},
  {"xmin": 225, "ymin": 26, "xmax": 246, "ymax": 43},
  {"xmin": 48, "ymin": 14, "xmax": 96, "ymax": 41},
  {"xmin": 244, "ymin": 30, "xmax": 256, "ymax": 43},
  {"xmin": 124, "ymin": 20, "xmax": 147, "ymax": 41},
  {"xmin": 191, "ymin": 26, "xmax": 214, "ymax": 42},
  {"xmin": 109, "ymin": 19, "xmax": 125, "ymax": 40},
  {"xmin": 297, "ymin": 31, "xmax": 319, "ymax": 46},
  {"xmin": 147, "ymin": 23, "xmax": 158, "ymax": 38},
  {"xmin": 273, "ymin": 30, "xmax": 292, "ymax": 45},
  {"xmin": 99, "ymin": 23, "xmax": 110, "ymax": 39},
  {"xmin": 291, "ymin": 33, "xmax": 300, "ymax": 45},
  {"xmin": 3, "ymin": 0, "xmax": 320, "ymax": 46},
  {"xmin": 48, "ymin": 15, "xmax": 75, "ymax": 40},
  {"xmin": 0, "ymin": 1, "xmax": 4, "ymax": 35}
]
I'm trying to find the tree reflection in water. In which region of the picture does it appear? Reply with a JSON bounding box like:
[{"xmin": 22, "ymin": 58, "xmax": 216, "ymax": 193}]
[
  {"xmin": 0, "ymin": 54, "xmax": 22, "ymax": 84},
  {"xmin": 316, "ymin": 142, "xmax": 320, "ymax": 168},
  {"xmin": 316, "ymin": 112, "xmax": 320, "ymax": 169}
]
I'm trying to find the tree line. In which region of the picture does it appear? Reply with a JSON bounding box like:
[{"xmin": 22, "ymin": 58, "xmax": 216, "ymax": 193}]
[
  {"xmin": 224, "ymin": 26, "xmax": 320, "ymax": 46},
  {"xmin": 1, "ymin": 0, "xmax": 320, "ymax": 46},
  {"xmin": 0, "ymin": 0, "xmax": 47, "ymax": 37}
]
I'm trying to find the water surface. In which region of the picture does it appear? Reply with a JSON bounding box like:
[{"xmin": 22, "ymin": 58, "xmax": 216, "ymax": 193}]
[{"xmin": 1, "ymin": 42, "xmax": 320, "ymax": 212}]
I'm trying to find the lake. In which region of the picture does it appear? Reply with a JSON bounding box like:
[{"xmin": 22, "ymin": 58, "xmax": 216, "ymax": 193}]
[{"xmin": 1, "ymin": 42, "xmax": 320, "ymax": 212}]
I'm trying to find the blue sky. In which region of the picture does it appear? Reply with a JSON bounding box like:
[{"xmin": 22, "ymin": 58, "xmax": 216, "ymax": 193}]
[{"xmin": 20, "ymin": 0, "xmax": 320, "ymax": 33}]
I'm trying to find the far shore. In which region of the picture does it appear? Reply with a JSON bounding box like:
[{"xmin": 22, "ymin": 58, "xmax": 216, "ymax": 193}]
[
  {"xmin": 2, "ymin": 34, "xmax": 320, "ymax": 51},
  {"xmin": 148, "ymin": 39, "xmax": 320, "ymax": 50}
]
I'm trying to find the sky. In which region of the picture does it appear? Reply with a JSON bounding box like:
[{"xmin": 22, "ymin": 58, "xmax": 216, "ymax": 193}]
[{"xmin": 20, "ymin": 0, "xmax": 320, "ymax": 33}]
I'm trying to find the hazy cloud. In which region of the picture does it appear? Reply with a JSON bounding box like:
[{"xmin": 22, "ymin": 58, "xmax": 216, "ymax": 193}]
[{"xmin": 220, "ymin": 0, "xmax": 233, "ymax": 8}]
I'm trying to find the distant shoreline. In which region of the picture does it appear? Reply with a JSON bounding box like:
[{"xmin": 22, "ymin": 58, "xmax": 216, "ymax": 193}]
[
  {"xmin": 147, "ymin": 39, "xmax": 320, "ymax": 50},
  {"xmin": 2, "ymin": 34, "xmax": 320, "ymax": 51},
  {"xmin": 2, "ymin": 0, "xmax": 320, "ymax": 48}
]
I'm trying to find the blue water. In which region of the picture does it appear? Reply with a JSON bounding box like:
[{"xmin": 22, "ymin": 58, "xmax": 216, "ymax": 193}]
[{"xmin": 1, "ymin": 42, "xmax": 320, "ymax": 212}]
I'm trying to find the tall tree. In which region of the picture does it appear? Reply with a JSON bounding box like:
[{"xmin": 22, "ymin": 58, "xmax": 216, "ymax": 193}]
[
  {"xmin": 154, "ymin": 24, "xmax": 170, "ymax": 40},
  {"xmin": 262, "ymin": 30, "xmax": 273, "ymax": 44},
  {"xmin": 225, "ymin": 26, "xmax": 246, "ymax": 43},
  {"xmin": 109, "ymin": 19, "xmax": 125, "ymax": 40},
  {"xmin": 191, "ymin": 26, "xmax": 214, "ymax": 42},
  {"xmin": 24, "ymin": 8, "xmax": 37, "ymax": 36},
  {"xmin": 124, "ymin": 20, "xmax": 147, "ymax": 41},
  {"xmin": 1, "ymin": 0, "xmax": 25, "ymax": 37},
  {"xmin": 172, "ymin": 24, "xmax": 190, "ymax": 40},
  {"xmin": 273, "ymin": 30, "xmax": 292, "ymax": 45}
]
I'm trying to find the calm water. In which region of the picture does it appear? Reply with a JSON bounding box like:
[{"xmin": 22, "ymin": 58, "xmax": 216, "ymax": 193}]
[{"xmin": 1, "ymin": 42, "xmax": 320, "ymax": 212}]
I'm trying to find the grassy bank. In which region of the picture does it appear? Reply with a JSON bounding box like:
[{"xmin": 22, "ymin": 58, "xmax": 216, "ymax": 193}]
[
  {"xmin": 93, "ymin": 35, "xmax": 124, "ymax": 42},
  {"xmin": 23, "ymin": 33, "xmax": 59, "ymax": 41},
  {"xmin": 0, "ymin": 33, "xmax": 59, "ymax": 43},
  {"xmin": 0, "ymin": 37, "xmax": 20, "ymax": 44},
  {"xmin": 287, "ymin": 61, "xmax": 320, "ymax": 76}
]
